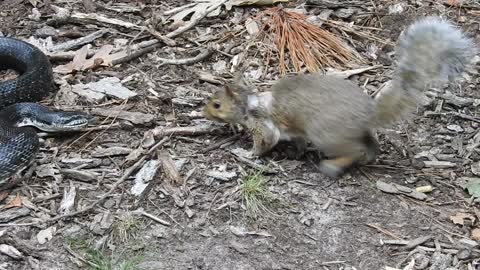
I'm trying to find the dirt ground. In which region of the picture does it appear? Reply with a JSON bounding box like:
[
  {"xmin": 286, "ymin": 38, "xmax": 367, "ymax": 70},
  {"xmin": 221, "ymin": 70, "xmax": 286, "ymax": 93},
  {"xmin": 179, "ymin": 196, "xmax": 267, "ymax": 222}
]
[{"xmin": 0, "ymin": 0, "xmax": 480, "ymax": 270}]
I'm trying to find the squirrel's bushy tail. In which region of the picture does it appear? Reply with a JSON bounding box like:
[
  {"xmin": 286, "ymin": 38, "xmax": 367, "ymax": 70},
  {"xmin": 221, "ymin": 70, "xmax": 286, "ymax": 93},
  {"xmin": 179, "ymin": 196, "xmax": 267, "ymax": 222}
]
[{"xmin": 374, "ymin": 16, "xmax": 476, "ymax": 126}]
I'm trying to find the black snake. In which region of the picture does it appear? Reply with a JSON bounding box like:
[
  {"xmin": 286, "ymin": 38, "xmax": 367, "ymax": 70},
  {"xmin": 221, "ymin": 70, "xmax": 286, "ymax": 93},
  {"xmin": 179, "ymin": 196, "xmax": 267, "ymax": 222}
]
[{"xmin": 0, "ymin": 37, "xmax": 90, "ymax": 187}]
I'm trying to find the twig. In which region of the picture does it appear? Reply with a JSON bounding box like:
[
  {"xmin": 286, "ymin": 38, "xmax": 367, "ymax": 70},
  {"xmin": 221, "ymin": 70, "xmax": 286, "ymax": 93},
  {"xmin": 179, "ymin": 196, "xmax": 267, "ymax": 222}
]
[
  {"xmin": 165, "ymin": 0, "xmax": 228, "ymax": 39},
  {"xmin": 365, "ymin": 223, "xmax": 402, "ymax": 240},
  {"xmin": 70, "ymin": 12, "xmax": 141, "ymax": 29},
  {"xmin": 382, "ymin": 236, "xmax": 432, "ymax": 249},
  {"xmin": 424, "ymin": 111, "xmax": 480, "ymax": 123},
  {"xmin": 150, "ymin": 124, "xmax": 223, "ymax": 138},
  {"xmin": 111, "ymin": 43, "xmax": 162, "ymax": 66},
  {"xmin": 145, "ymin": 26, "xmax": 176, "ymax": 47},
  {"xmin": 64, "ymin": 244, "xmax": 98, "ymax": 268},
  {"xmin": 202, "ymin": 134, "xmax": 242, "ymax": 153},
  {"xmin": 133, "ymin": 210, "xmax": 171, "ymax": 226},
  {"xmin": 51, "ymin": 29, "xmax": 110, "ymax": 52},
  {"xmin": 230, "ymin": 151, "xmax": 276, "ymax": 174},
  {"xmin": 157, "ymin": 49, "xmax": 213, "ymax": 66},
  {"xmin": 0, "ymin": 222, "xmax": 38, "ymax": 227},
  {"xmin": 149, "ymin": 199, "xmax": 185, "ymax": 229},
  {"xmin": 80, "ymin": 123, "xmax": 121, "ymax": 132},
  {"xmin": 163, "ymin": 3, "xmax": 196, "ymax": 16}
]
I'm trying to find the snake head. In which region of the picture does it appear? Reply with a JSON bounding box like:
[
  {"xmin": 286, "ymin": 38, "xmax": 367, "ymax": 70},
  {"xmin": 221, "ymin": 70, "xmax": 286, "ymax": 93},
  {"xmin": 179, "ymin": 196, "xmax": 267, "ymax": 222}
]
[
  {"xmin": 45, "ymin": 111, "xmax": 91, "ymax": 131},
  {"xmin": 23, "ymin": 110, "xmax": 92, "ymax": 132}
]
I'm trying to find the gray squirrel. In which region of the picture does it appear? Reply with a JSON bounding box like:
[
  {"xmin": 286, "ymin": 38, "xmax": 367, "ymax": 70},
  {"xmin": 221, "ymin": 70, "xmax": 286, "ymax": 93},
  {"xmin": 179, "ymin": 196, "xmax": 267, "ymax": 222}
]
[{"xmin": 203, "ymin": 16, "xmax": 476, "ymax": 178}]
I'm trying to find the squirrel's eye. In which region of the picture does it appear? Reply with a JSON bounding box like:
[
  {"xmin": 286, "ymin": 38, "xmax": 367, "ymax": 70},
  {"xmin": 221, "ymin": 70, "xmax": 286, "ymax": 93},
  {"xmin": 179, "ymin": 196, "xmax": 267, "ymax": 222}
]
[{"xmin": 213, "ymin": 101, "xmax": 221, "ymax": 109}]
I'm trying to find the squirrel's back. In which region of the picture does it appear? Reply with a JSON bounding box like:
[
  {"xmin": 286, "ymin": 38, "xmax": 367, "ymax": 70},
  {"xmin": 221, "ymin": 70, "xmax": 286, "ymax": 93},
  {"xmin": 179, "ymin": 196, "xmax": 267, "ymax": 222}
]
[{"xmin": 269, "ymin": 74, "xmax": 376, "ymax": 152}]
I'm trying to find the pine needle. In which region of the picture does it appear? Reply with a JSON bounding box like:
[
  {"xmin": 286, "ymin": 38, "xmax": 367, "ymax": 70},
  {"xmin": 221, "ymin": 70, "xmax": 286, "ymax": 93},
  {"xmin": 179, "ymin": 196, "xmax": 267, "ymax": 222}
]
[{"xmin": 255, "ymin": 7, "xmax": 363, "ymax": 76}]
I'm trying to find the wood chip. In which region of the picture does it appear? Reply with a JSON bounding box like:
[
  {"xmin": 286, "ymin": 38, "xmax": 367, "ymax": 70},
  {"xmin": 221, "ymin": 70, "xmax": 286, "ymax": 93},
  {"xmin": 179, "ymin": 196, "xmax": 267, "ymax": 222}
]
[
  {"xmin": 90, "ymin": 108, "xmax": 155, "ymax": 125},
  {"xmin": 92, "ymin": 146, "xmax": 134, "ymax": 157},
  {"xmin": 158, "ymin": 151, "xmax": 183, "ymax": 185}
]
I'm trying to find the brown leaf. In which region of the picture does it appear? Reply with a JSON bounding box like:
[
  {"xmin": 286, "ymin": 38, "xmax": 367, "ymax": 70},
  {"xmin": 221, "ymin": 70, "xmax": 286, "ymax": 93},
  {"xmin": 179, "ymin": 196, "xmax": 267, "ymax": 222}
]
[
  {"xmin": 231, "ymin": 0, "xmax": 288, "ymax": 6},
  {"xmin": 0, "ymin": 191, "xmax": 10, "ymax": 203},
  {"xmin": 446, "ymin": 0, "xmax": 458, "ymax": 6},
  {"xmin": 53, "ymin": 44, "xmax": 125, "ymax": 74},
  {"xmin": 3, "ymin": 193, "xmax": 23, "ymax": 209},
  {"xmin": 158, "ymin": 150, "xmax": 183, "ymax": 185},
  {"xmin": 53, "ymin": 45, "xmax": 89, "ymax": 74},
  {"xmin": 472, "ymin": 228, "xmax": 480, "ymax": 241},
  {"xmin": 450, "ymin": 212, "xmax": 476, "ymax": 225}
]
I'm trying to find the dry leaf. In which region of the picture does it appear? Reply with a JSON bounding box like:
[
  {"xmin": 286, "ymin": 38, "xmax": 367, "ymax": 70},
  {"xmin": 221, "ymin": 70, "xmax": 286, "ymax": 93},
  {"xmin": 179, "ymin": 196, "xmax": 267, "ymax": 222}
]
[
  {"xmin": 37, "ymin": 226, "xmax": 56, "ymax": 244},
  {"xmin": 450, "ymin": 212, "xmax": 476, "ymax": 225},
  {"xmin": 53, "ymin": 44, "xmax": 129, "ymax": 74},
  {"xmin": 167, "ymin": 0, "xmax": 224, "ymax": 24},
  {"xmin": 245, "ymin": 18, "xmax": 259, "ymax": 36},
  {"xmin": 446, "ymin": 0, "xmax": 459, "ymax": 6},
  {"xmin": 0, "ymin": 191, "xmax": 10, "ymax": 203},
  {"xmin": 472, "ymin": 228, "xmax": 480, "ymax": 241},
  {"xmin": 3, "ymin": 194, "xmax": 22, "ymax": 209},
  {"xmin": 53, "ymin": 44, "xmax": 90, "ymax": 74},
  {"xmin": 58, "ymin": 184, "xmax": 77, "ymax": 215},
  {"xmin": 158, "ymin": 150, "xmax": 183, "ymax": 185}
]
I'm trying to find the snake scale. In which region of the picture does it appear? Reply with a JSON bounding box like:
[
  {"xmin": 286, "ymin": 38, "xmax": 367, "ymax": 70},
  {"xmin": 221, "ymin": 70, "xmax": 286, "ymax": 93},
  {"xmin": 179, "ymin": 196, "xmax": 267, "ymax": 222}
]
[{"xmin": 0, "ymin": 37, "xmax": 90, "ymax": 187}]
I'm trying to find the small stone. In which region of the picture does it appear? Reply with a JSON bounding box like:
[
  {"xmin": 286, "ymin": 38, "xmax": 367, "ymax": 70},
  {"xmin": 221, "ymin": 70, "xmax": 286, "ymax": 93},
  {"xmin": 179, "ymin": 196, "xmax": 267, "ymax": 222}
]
[
  {"xmin": 185, "ymin": 208, "xmax": 195, "ymax": 218},
  {"xmin": 103, "ymin": 199, "xmax": 115, "ymax": 209},
  {"xmin": 411, "ymin": 159, "xmax": 425, "ymax": 169},
  {"xmin": 389, "ymin": 3, "xmax": 406, "ymax": 14},
  {"xmin": 35, "ymin": 26, "xmax": 57, "ymax": 38},
  {"xmin": 457, "ymin": 248, "xmax": 472, "ymax": 260},
  {"xmin": 447, "ymin": 124, "xmax": 464, "ymax": 133},
  {"xmin": 457, "ymin": 249, "xmax": 471, "ymax": 260},
  {"xmin": 212, "ymin": 60, "xmax": 227, "ymax": 74},
  {"xmin": 472, "ymin": 162, "xmax": 480, "ymax": 176},
  {"xmin": 334, "ymin": 7, "xmax": 357, "ymax": 18}
]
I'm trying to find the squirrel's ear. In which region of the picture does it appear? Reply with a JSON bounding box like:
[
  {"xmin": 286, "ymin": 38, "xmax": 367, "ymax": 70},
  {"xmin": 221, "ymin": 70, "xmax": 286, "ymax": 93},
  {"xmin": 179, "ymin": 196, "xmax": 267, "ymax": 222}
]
[{"xmin": 224, "ymin": 84, "xmax": 238, "ymax": 98}]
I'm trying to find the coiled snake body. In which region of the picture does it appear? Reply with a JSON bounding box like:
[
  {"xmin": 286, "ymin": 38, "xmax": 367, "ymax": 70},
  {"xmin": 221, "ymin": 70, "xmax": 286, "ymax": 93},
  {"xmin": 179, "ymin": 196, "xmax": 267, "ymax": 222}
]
[{"xmin": 0, "ymin": 37, "xmax": 89, "ymax": 187}]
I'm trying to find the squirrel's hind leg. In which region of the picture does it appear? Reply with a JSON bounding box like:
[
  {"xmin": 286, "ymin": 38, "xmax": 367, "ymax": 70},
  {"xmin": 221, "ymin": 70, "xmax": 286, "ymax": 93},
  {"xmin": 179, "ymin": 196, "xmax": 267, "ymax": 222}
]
[
  {"xmin": 317, "ymin": 132, "xmax": 379, "ymax": 178},
  {"xmin": 359, "ymin": 132, "xmax": 380, "ymax": 164},
  {"xmin": 319, "ymin": 156, "xmax": 357, "ymax": 178}
]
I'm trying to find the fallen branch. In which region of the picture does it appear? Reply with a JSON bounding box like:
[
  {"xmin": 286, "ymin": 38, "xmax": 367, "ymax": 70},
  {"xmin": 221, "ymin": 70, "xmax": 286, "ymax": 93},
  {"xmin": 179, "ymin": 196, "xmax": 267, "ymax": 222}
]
[
  {"xmin": 145, "ymin": 26, "xmax": 176, "ymax": 47},
  {"xmin": 111, "ymin": 43, "xmax": 162, "ymax": 66},
  {"xmin": 70, "ymin": 12, "xmax": 141, "ymax": 29},
  {"xmin": 157, "ymin": 49, "xmax": 213, "ymax": 66},
  {"xmin": 382, "ymin": 235, "xmax": 432, "ymax": 250},
  {"xmin": 305, "ymin": 0, "xmax": 367, "ymax": 8},
  {"xmin": 50, "ymin": 29, "xmax": 110, "ymax": 52},
  {"xmin": 149, "ymin": 124, "xmax": 223, "ymax": 138}
]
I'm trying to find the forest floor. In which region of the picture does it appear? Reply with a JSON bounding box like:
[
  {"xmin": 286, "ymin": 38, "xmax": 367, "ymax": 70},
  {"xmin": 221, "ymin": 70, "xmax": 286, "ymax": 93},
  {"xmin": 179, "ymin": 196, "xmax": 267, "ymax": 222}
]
[{"xmin": 0, "ymin": 0, "xmax": 480, "ymax": 269}]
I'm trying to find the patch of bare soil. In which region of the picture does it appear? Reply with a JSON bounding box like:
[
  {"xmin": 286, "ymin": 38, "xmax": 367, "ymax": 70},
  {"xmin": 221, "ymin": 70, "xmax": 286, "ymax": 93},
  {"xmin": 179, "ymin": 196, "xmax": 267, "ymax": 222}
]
[{"xmin": 0, "ymin": 0, "xmax": 480, "ymax": 270}]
